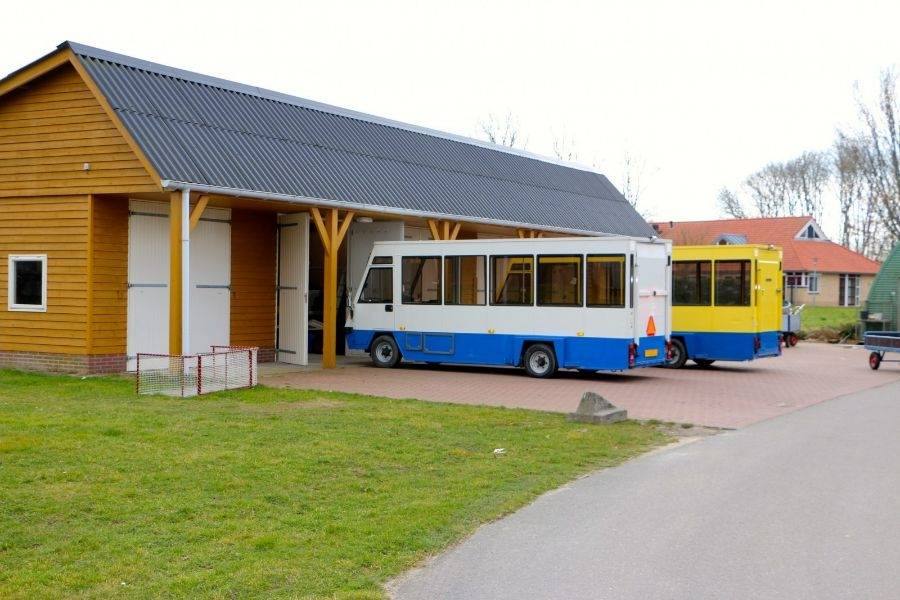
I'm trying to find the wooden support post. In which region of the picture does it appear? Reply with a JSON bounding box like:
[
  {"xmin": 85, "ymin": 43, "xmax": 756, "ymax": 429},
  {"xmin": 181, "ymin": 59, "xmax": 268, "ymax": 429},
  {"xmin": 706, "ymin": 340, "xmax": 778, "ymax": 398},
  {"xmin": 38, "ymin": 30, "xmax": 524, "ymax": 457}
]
[
  {"xmin": 310, "ymin": 206, "xmax": 355, "ymax": 368},
  {"xmin": 516, "ymin": 227, "xmax": 544, "ymax": 239},
  {"xmin": 427, "ymin": 218, "xmax": 462, "ymax": 240},
  {"xmin": 168, "ymin": 191, "xmax": 183, "ymax": 355}
]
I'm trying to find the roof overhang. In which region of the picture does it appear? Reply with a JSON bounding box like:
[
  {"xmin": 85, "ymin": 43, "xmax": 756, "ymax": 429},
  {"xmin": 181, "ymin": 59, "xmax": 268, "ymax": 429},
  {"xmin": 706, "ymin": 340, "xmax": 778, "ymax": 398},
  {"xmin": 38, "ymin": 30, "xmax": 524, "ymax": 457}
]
[{"xmin": 160, "ymin": 179, "xmax": 634, "ymax": 239}]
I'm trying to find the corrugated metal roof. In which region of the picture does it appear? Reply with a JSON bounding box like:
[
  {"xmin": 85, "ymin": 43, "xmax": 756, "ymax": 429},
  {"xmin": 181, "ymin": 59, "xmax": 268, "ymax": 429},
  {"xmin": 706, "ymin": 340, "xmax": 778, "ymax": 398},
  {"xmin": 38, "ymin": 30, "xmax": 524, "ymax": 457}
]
[{"xmin": 65, "ymin": 41, "xmax": 654, "ymax": 237}]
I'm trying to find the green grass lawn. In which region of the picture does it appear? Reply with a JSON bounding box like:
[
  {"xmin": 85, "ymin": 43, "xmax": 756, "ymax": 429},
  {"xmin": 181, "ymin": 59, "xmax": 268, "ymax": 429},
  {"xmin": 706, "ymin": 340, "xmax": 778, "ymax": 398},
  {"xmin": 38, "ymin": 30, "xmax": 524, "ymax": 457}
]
[
  {"xmin": 0, "ymin": 370, "xmax": 666, "ymax": 599},
  {"xmin": 801, "ymin": 306, "xmax": 859, "ymax": 334}
]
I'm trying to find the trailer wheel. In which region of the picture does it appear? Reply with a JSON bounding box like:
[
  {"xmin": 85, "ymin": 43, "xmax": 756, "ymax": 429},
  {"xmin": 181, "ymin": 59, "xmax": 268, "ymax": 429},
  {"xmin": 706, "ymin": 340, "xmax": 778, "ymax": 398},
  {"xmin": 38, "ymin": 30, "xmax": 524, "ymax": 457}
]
[
  {"xmin": 371, "ymin": 335, "xmax": 401, "ymax": 368},
  {"xmin": 694, "ymin": 359, "xmax": 716, "ymax": 368},
  {"xmin": 523, "ymin": 344, "xmax": 557, "ymax": 378},
  {"xmin": 869, "ymin": 351, "xmax": 882, "ymax": 371},
  {"xmin": 664, "ymin": 339, "xmax": 688, "ymax": 369},
  {"xmin": 788, "ymin": 333, "xmax": 799, "ymax": 347}
]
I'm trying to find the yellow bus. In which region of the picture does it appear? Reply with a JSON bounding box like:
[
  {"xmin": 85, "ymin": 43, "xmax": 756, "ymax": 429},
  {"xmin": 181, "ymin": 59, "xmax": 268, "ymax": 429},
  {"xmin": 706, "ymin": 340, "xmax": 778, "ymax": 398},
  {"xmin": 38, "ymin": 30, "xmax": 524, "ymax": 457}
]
[{"xmin": 665, "ymin": 245, "xmax": 783, "ymax": 368}]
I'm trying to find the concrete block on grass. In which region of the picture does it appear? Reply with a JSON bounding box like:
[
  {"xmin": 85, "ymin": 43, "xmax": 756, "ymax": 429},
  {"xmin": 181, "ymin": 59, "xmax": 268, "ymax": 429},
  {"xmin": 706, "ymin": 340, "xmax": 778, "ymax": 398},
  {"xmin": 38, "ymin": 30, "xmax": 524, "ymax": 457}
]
[{"xmin": 568, "ymin": 391, "xmax": 627, "ymax": 424}]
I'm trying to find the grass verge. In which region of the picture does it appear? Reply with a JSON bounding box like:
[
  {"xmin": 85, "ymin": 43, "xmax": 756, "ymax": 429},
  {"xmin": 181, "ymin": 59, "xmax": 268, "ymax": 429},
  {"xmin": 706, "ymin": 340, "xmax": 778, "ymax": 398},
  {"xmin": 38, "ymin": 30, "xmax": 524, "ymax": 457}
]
[
  {"xmin": 801, "ymin": 306, "xmax": 859, "ymax": 341},
  {"xmin": 0, "ymin": 370, "xmax": 667, "ymax": 599}
]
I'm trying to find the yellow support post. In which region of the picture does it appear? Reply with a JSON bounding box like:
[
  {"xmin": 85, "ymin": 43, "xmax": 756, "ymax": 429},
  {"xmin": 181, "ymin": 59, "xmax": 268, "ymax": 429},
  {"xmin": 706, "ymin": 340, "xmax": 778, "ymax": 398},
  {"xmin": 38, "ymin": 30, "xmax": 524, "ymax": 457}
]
[
  {"xmin": 168, "ymin": 191, "xmax": 183, "ymax": 355},
  {"xmin": 189, "ymin": 195, "xmax": 209, "ymax": 231},
  {"xmin": 310, "ymin": 206, "xmax": 355, "ymax": 369}
]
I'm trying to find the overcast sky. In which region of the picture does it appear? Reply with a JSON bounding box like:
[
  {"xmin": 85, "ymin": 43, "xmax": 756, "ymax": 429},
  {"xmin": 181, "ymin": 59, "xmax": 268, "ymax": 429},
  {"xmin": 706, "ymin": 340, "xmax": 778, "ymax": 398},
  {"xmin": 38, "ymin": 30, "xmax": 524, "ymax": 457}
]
[{"xmin": 3, "ymin": 0, "xmax": 898, "ymax": 236}]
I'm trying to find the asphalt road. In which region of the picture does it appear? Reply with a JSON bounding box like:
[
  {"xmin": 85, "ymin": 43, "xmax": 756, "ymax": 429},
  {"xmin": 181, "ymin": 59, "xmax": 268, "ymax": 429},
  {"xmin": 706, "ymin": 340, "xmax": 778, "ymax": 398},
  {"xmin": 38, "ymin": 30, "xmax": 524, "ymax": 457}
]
[{"xmin": 391, "ymin": 380, "xmax": 900, "ymax": 600}]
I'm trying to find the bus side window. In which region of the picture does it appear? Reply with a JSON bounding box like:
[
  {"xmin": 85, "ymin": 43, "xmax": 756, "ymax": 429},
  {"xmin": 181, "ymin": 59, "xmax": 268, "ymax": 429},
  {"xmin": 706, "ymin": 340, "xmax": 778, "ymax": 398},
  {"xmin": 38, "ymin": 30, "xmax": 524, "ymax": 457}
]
[
  {"xmin": 586, "ymin": 255, "xmax": 625, "ymax": 307},
  {"xmin": 491, "ymin": 255, "xmax": 533, "ymax": 305},
  {"xmin": 359, "ymin": 267, "xmax": 393, "ymax": 303},
  {"xmin": 673, "ymin": 260, "xmax": 711, "ymax": 306},
  {"xmin": 444, "ymin": 256, "xmax": 486, "ymax": 305},
  {"xmin": 715, "ymin": 260, "xmax": 751, "ymax": 306},
  {"xmin": 401, "ymin": 256, "xmax": 441, "ymax": 304},
  {"xmin": 537, "ymin": 255, "xmax": 582, "ymax": 306}
]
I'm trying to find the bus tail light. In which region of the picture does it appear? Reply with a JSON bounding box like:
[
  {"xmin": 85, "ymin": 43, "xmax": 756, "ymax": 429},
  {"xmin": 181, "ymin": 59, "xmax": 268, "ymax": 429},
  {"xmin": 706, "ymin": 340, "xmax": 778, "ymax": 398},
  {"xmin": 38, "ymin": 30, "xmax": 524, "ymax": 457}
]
[
  {"xmin": 665, "ymin": 341, "xmax": 673, "ymax": 361},
  {"xmin": 628, "ymin": 343, "xmax": 637, "ymax": 368},
  {"xmin": 754, "ymin": 335, "xmax": 762, "ymax": 354}
]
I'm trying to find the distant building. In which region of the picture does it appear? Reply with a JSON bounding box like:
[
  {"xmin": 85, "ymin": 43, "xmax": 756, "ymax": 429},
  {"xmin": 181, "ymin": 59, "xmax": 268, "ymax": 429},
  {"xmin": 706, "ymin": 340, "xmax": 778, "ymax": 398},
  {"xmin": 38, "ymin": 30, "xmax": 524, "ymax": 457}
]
[{"xmin": 653, "ymin": 216, "xmax": 881, "ymax": 308}]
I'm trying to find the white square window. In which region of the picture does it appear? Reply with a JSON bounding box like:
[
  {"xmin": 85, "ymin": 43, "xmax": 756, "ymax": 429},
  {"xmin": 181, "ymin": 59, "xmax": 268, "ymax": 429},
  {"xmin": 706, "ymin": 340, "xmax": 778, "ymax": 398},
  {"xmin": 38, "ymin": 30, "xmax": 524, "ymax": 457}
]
[{"xmin": 8, "ymin": 255, "xmax": 47, "ymax": 312}]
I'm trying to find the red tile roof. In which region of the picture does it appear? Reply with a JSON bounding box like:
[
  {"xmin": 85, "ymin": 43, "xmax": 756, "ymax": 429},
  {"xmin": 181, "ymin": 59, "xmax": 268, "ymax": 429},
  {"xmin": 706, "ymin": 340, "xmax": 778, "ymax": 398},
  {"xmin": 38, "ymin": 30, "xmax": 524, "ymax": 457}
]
[{"xmin": 653, "ymin": 216, "xmax": 881, "ymax": 274}]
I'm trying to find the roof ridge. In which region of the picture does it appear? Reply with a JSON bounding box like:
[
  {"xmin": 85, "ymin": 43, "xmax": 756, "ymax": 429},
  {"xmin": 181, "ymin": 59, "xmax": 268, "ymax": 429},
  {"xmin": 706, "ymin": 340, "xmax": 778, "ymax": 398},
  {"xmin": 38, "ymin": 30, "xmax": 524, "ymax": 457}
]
[
  {"xmin": 656, "ymin": 215, "xmax": 812, "ymax": 225},
  {"xmin": 60, "ymin": 40, "xmax": 606, "ymax": 177}
]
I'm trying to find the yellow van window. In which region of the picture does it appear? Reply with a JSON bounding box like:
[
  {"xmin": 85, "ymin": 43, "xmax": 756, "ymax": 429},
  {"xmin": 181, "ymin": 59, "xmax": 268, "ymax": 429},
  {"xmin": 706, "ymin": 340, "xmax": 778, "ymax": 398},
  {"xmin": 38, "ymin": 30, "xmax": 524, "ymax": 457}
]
[
  {"xmin": 673, "ymin": 261, "xmax": 711, "ymax": 306},
  {"xmin": 715, "ymin": 260, "xmax": 751, "ymax": 306}
]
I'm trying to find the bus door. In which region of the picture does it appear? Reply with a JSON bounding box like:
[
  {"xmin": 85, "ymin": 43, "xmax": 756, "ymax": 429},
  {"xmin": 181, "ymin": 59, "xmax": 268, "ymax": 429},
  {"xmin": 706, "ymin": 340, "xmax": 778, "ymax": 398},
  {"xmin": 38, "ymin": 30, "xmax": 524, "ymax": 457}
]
[
  {"xmin": 351, "ymin": 260, "xmax": 396, "ymax": 335},
  {"xmin": 633, "ymin": 244, "xmax": 670, "ymax": 350},
  {"xmin": 755, "ymin": 258, "xmax": 783, "ymax": 354}
]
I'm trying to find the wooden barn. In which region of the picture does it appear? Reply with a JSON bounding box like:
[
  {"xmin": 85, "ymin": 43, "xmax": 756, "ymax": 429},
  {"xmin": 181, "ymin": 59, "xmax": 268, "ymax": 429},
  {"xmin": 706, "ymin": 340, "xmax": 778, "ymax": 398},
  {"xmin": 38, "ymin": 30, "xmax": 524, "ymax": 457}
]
[{"xmin": 0, "ymin": 42, "xmax": 653, "ymax": 374}]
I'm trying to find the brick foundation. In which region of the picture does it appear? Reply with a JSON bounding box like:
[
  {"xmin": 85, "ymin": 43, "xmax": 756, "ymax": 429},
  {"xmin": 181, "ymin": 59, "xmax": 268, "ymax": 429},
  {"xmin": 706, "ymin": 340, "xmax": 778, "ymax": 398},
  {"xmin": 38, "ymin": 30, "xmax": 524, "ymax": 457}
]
[
  {"xmin": 0, "ymin": 351, "xmax": 126, "ymax": 375},
  {"xmin": 257, "ymin": 347, "xmax": 276, "ymax": 363}
]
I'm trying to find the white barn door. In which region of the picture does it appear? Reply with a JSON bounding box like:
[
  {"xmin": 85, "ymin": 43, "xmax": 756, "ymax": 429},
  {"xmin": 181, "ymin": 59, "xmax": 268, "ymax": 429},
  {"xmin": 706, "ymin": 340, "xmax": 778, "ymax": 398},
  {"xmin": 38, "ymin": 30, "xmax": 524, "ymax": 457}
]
[
  {"xmin": 346, "ymin": 221, "xmax": 405, "ymax": 302},
  {"xmin": 126, "ymin": 200, "xmax": 231, "ymax": 370},
  {"xmin": 276, "ymin": 213, "xmax": 310, "ymax": 365},
  {"xmin": 188, "ymin": 207, "xmax": 231, "ymax": 355}
]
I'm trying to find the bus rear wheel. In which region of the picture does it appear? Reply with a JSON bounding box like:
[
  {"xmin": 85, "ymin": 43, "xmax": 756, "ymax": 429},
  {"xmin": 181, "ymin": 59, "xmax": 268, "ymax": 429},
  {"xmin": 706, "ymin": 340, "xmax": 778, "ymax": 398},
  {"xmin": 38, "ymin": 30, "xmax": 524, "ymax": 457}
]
[
  {"xmin": 371, "ymin": 335, "xmax": 401, "ymax": 368},
  {"xmin": 665, "ymin": 339, "xmax": 687, "ymax": 369},
  {"xmin": 524, "ymin": 344, "xmax": 557, "ymax": 378}
]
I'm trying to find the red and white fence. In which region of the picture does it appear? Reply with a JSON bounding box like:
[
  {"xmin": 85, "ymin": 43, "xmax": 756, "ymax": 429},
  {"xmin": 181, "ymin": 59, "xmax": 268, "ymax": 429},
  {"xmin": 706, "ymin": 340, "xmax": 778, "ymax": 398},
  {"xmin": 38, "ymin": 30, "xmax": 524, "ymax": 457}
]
[{"xmin": 136, "ymin": 346, "xmax": 258, "ymax": 397}]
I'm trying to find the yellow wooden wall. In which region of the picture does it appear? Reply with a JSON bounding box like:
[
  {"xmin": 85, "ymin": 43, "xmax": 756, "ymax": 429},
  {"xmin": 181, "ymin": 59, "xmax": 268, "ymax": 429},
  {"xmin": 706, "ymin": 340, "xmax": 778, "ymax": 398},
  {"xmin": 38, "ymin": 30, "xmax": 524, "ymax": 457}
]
[
  {"xmin": 0, "ymin": 64, "xmax": 159, "ymax": 198},
  {"xmin": 0, "ymin": 195, "xmax": 90, "ymax": 353},
  {"xmin": 88, "ymin": 196, "xmax": 128, "ymax": 354},
  {"xmin": 230, "ymin": 210, "xmax": 277, "ymax": 350}
]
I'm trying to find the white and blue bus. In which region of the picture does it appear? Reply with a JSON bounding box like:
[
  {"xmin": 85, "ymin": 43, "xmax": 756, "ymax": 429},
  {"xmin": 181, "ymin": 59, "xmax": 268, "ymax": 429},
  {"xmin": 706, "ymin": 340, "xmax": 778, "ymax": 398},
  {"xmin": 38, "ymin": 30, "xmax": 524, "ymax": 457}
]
[{"xmin": 346, "ymin": 236, "xmax": 672, "ymax": 377}]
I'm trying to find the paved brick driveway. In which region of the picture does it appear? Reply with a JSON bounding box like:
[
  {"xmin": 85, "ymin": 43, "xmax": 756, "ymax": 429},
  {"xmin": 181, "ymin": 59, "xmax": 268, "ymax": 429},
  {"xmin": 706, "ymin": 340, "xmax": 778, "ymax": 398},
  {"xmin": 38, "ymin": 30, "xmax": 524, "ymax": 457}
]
[{"xmin": 263, "ymin": 343, "xmax": 900, "ymax": 428}]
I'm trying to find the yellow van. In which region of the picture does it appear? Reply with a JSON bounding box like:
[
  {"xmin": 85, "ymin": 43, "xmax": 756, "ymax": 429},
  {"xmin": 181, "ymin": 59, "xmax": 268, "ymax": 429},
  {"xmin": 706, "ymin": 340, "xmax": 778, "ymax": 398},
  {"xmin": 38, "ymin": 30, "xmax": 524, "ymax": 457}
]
[{"xmin": 666, "ymin": 245, "xmax": 783, "ymax": 368}]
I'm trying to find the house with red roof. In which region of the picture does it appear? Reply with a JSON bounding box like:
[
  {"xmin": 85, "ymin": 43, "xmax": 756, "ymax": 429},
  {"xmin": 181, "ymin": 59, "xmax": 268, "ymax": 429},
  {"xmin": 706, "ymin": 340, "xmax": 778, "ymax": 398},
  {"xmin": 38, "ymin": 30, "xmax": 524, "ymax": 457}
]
[{"xmin": 653, "ymin": 216, "xmax": 881, "ymax": 308}]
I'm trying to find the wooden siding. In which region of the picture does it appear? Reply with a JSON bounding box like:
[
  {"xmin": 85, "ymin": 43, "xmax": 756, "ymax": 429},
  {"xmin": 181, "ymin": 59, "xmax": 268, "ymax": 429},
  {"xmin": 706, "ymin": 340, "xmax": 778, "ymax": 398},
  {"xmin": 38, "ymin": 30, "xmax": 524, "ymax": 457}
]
[
  {"xmin": 0, "ymin": 64, "xmax": 159, "ymax": 198},
  {"xmin": 0, "ymin": 196, "xmax": 90, "ymax": 353},
  {"xmin": 88, "ymin": 196, "xmax": 128, "ymax": 354},
  {"xmin": 230, "ymin": 210, "xmax": 276, "ymax": 349}
]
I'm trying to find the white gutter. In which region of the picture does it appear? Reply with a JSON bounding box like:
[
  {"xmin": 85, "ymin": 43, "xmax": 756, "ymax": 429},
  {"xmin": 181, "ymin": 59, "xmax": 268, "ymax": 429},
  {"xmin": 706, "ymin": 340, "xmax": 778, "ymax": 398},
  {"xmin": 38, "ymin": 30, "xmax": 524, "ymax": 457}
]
[
  {"xmin": 181, "ymin": 187, "xmax": 191, "ymax": 355},
  {"xmin": 159, "ymin": 180, "xmax": 633, "ymax": 239}
]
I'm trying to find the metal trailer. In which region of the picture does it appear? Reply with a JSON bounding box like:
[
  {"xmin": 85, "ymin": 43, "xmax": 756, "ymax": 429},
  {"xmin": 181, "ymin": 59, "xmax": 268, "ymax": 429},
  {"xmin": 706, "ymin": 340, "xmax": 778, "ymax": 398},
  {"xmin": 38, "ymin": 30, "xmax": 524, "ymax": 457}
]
[
  {"xmin": 782, "ymin": 303, "xmax": 804, "ymax": 348},
  {"xmin": 864, "ymin": 331, "xmax": 900, "ymax": 370}
]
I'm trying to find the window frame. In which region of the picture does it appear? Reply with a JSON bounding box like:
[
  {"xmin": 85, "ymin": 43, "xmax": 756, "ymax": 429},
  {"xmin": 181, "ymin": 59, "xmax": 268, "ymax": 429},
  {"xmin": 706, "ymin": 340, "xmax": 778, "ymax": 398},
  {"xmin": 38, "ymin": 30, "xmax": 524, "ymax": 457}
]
[
  {"xmin": 585, "ymin": 254, "xmax": 626, "ymax": 308},
  {"xmin": 672, "ymin": 259, "xmax": 712, "ymax": 307},
  {"xmin": 806, "ymin": 272, "xmax": 819, "ymax": 294},
  {"xmin": 536, "ymin": 254, "xmax": 583, "ymax": 307},
  {"xmin": 356, "ymin": 266, "xmax": 394, "ymax": 304},
  {"xmin": 443, "ymin": 254, "xmax": 487, "ymax": 306},
  {"xmin": 8, "ymin": 254, "xmax": 48, "ymax": 312},
  {"xmin": 713, "ymin": 259, "xmax": 752, "ymax": 307},
  {"xmin": 400, "ymin": 255, "xmax": 442, "ymax": 305},
  {"xmin": 490, "ymin": 254, "xmax": 534, "ymax": 307}
]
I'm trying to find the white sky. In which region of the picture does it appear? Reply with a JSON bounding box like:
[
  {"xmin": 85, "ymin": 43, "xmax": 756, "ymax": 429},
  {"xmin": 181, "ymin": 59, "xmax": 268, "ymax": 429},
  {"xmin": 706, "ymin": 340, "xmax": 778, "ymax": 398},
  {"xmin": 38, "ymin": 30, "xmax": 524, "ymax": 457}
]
[{"xmin": 3, "ymin": 0, "xmax": 899, "ymax": 237}]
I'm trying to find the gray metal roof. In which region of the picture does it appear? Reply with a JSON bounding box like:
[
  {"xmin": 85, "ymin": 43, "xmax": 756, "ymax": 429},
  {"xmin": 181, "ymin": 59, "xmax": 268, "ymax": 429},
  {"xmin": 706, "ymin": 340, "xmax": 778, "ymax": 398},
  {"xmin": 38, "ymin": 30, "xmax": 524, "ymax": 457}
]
[{"xmin": 64, "ymin": 41, "xmax": 654, "ymax": 237}]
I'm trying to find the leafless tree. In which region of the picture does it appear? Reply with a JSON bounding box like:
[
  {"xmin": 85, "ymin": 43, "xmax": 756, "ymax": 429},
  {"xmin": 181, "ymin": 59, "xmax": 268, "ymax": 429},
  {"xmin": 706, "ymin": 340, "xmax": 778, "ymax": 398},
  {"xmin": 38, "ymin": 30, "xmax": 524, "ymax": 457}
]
[
  {"xmin": 833, "ymin": 132, "xmax": 886, "ymax": 258},
  {"xmin": 784, "ymin": 151, "xmax": 830, "ymax": 222},
  {"xmin": 477, "ymin": 112, "xmax": 526, "ymax": 148},
  {"xmin": 618, "ymin": 150, "xmax": 649, "ymax": 211},
  {"xmin": 855, "ymin": 68, "xmax": 900, "ymax": 245},
  {"xmin": 744, "ymin": 162, "xmax": 793, "ymax": 217},
  {"xmin": 551, "ymin": 132, "xmax": 578, "ymax": 162},
  {"xmin": 717, "ymin": 187, "xmax": 747, "ymax": 219}
]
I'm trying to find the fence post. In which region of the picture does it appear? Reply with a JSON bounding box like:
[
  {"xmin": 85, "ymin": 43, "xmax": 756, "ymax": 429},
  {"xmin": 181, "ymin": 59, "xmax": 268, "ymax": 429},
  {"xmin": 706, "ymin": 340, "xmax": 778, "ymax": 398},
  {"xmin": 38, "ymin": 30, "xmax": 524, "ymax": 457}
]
[
  {"xmin": 136, "ymin": 354, "xmax": 140, "ymax": 395},
  {"xmin": 248, "ymin": 349, "xmax": 254, "ymax": 388},
  {"xmin": 197, "ymin": 354, "xmax": 203, "ymax": 396}
]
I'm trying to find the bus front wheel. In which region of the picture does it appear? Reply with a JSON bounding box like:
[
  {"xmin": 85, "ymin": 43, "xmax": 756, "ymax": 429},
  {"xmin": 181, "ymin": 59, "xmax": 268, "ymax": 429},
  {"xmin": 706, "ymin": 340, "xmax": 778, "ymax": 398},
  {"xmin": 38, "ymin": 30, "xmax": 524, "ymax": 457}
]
[
  {"xmin": 524, "ymin": 344, "xmax": 557, "ymax": 378},
  {"xmin": 371, "ymin": 335, "xmax": 401, "ymax": 368}
]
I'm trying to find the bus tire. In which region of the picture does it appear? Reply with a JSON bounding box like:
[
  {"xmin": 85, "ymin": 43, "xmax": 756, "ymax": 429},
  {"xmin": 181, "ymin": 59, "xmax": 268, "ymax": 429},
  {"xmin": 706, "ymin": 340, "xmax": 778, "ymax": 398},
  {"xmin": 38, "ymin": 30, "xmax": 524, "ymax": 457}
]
[
  {"xmin": 371, "ymin": 335, "xmax": 401, "ymax": 368},
  {"xmin": 694, "ymin": 358, "xmax": 716, "ymax": 368},
  {"xmin": 665, "ymin": 339, "xmax": 688, "ymax": 369},
  {"xmin": 523, "ymin": 344, "xmax": 557, "ymax": 378}
]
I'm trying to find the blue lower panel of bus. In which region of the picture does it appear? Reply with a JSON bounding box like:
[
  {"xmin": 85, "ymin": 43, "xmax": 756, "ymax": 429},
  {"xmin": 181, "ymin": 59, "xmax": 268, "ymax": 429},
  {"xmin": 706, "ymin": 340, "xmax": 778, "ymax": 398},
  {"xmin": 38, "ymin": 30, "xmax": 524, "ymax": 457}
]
[
  {"xmin": 346, "ymin": 329, "xmax": 667, "ymax": 371},
  {"xmin": 674, "ymin": 331, "xmax": 781, "ymax": 362}
]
